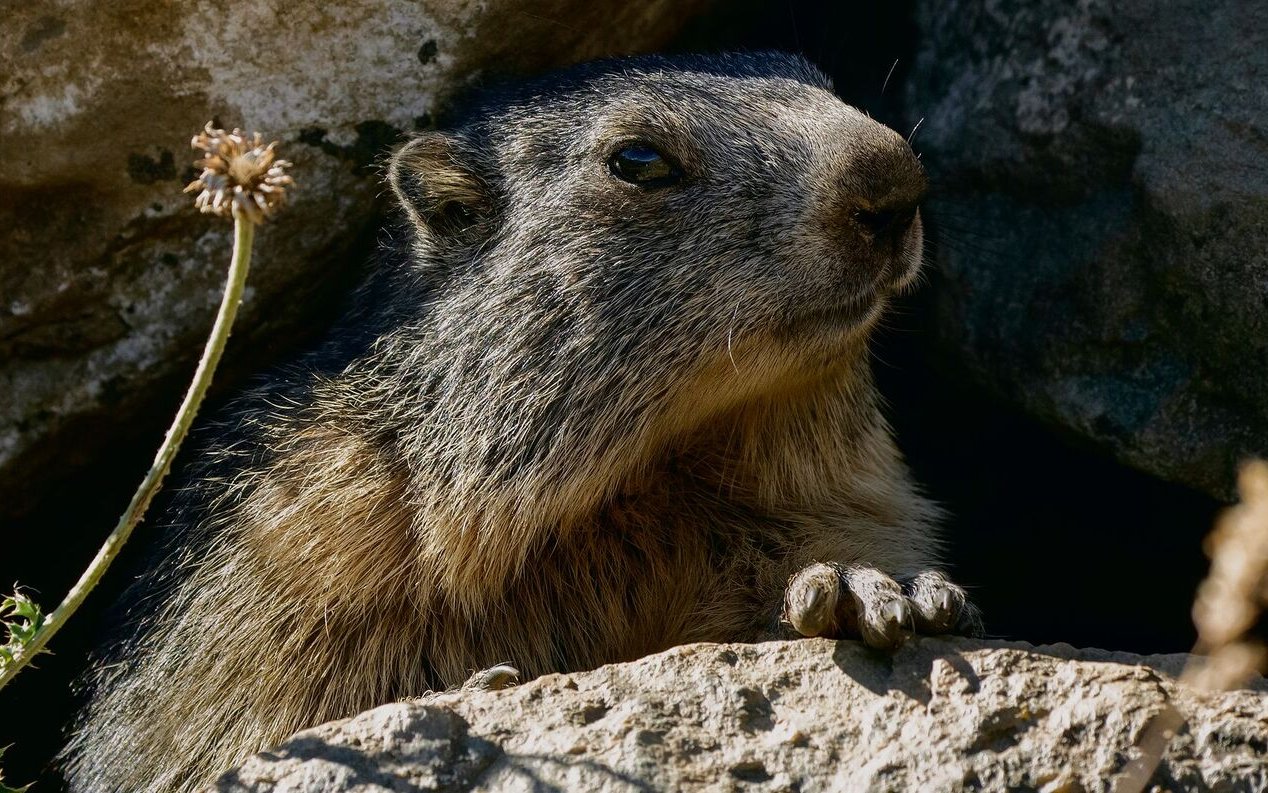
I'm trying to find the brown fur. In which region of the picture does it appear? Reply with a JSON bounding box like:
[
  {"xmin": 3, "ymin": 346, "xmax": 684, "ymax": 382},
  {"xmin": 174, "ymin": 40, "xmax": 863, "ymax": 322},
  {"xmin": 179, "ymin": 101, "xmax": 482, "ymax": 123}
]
[{"xmin": 65, "ymin": 52, "xmax": 972, "ymax": 792}]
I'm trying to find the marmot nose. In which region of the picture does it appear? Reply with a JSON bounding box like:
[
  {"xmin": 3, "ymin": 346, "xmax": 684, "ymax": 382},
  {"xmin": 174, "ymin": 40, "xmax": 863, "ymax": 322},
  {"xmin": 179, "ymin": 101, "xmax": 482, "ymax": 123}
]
[{"xmin": 841, "ymin": 140, "xmax": 927, "ymax": 247}]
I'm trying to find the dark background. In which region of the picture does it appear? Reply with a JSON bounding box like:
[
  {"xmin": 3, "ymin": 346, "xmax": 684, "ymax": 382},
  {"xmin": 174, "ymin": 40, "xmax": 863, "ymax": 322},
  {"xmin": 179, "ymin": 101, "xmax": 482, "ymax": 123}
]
[{"xmin": 0, "ymin": 0, "xmax": 1220, "ymax": 788}]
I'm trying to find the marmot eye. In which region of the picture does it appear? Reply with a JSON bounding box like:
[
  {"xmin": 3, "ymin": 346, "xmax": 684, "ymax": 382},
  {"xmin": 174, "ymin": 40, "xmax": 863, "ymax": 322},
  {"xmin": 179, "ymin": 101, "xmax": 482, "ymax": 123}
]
[{"xmin": 608, "ymin": 144, "xmax": 682, "ymax": 187}]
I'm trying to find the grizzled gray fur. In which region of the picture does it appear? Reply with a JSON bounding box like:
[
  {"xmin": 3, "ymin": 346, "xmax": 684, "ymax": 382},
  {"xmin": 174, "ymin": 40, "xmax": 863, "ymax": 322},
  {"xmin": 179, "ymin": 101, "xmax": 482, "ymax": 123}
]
[{"xmin": 63, "ymin": 52, "xmax": 979, "ymax": 793}]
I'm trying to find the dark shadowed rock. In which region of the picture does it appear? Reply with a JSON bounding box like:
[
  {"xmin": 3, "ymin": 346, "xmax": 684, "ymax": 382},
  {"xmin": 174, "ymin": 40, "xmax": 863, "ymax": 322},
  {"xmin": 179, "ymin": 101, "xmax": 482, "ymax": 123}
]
[
  {"xmin": 905, "ymin": 0, "xmax": 1268, "ymax": 499},
  {"xmin": 0, "ymin": 0, "xmax": 710, "ymax": 518},
  {"xmin": 218, "ymin": 638, "xmax": 1268, "ymax": 792}
]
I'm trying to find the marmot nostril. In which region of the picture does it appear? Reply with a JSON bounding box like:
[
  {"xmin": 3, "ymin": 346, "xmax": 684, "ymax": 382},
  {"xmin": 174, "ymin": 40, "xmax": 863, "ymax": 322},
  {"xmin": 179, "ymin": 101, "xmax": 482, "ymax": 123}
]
[{"xmin": 852, "ymin": 205, "xmax": 918, "ymax": 240}]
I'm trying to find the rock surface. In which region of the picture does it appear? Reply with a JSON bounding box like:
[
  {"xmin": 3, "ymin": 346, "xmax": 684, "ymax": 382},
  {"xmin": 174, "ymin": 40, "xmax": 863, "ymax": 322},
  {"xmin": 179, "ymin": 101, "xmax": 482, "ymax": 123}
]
[
  {"xmin": 905, "ymin": 0, "xmax": 1268, "ymax": 499},
  {"xmin": 0, "ymin": 0, "xmax": 710, "ymax": 517},
  {"xmin": 217, "ymin": 638, "xmax": 1268, "ymax": 792}
]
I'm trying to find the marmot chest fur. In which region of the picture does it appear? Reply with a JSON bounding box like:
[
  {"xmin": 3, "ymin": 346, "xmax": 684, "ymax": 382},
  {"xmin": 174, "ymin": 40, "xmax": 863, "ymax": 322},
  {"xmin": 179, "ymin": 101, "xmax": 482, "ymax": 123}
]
[{"xmin": 65, "ymin": 51, "xmax": 979, "ymax": 793}]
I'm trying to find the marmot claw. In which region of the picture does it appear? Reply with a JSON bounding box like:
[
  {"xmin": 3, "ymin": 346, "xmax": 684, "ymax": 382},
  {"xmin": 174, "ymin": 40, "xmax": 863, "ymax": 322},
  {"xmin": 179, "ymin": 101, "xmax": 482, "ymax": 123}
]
[
  {"xmin": 463, "ymin": 664, "xmax": 521, "ymax": 691},
  {"xmin": 783, "ymin": 562, "xmax": 978, "ymax": 649}
]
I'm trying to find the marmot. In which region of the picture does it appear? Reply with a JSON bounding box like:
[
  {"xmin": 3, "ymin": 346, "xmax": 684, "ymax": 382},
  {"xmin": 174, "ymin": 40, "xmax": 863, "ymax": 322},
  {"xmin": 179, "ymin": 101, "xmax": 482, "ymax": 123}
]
[{"xmin": 63, "ymin": 52, "xmax": 979, "ymax": 792}]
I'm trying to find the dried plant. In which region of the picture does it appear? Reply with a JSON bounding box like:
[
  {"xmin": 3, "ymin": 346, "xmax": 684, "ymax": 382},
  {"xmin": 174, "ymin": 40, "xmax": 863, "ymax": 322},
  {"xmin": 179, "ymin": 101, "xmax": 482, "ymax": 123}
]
[
  {"xmin": 1189, "ymin": 460, "xmax": 1268, "ymax": 685},
  {"xmin": 0, "ymin": 124, "xmax": 292, "ymax": 694},
  {"xmin": 1114, "ymin": 460, "xmax": 1268, "ymax": 792},
  {"xmin": 186, "ymin": 124, "xmax": 294, "ymax": 225}
]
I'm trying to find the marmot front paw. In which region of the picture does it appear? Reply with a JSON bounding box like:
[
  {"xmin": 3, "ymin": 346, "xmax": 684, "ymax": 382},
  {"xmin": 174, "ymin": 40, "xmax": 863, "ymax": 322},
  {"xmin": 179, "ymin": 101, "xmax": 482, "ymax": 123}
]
[
  {"xmin": 462, "ymin": 664, "xmax": 521, "ymax": 691},
  {"xmin": 782, "ymin": 562, "xmax": 982, "ymax": 649}
]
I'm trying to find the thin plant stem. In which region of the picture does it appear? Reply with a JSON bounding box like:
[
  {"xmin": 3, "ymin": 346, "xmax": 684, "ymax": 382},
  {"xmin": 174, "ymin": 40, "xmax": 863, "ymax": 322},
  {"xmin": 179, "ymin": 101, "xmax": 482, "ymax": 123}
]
[{"xmin": 0, "ymin": 212, "xmax": 255, "ymax": 692}]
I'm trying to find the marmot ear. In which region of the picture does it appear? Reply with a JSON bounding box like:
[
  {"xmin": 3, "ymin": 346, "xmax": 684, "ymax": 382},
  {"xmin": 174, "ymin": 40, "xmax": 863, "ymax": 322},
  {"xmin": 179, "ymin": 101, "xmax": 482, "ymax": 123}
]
[{"xmin": 388, "ymin": 132, "xmax": 495, "ymax": 242}]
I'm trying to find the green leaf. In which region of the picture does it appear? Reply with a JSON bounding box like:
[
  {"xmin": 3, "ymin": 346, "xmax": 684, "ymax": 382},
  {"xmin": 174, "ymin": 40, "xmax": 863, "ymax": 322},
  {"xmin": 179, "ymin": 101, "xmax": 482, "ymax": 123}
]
[
  {"xmin": 0, "ymin": 746, "xmax": 31, "ymax": 793},
  {"xmin": 1, "ymin": 589, "xmax": 45, "ymax": 675},
  {"xmin": 1, "ymin": 593, "xmax": 43, "ymax": 627}
]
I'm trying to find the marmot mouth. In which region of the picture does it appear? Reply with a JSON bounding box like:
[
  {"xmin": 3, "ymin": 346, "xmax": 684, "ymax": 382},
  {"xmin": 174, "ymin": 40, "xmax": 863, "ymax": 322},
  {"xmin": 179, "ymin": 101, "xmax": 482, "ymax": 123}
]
[{"xmin": 789, "ymin": 292, "xmax": 878, "ymax": 331}]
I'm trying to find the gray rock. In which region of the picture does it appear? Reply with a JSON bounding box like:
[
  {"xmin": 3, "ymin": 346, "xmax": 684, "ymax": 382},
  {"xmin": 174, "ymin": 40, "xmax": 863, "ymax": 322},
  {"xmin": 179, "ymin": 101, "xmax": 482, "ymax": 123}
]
[
  {"xmin": 905, "ymin": 0, "xmax": 1268, "ymax": 499},
  {"xmin": 0, "ymin": 0, "xmax": 709, "ymax": 516},
  {"xmin": 217, "ymin": 638, "xmax": 1268, "ymax": 792}
]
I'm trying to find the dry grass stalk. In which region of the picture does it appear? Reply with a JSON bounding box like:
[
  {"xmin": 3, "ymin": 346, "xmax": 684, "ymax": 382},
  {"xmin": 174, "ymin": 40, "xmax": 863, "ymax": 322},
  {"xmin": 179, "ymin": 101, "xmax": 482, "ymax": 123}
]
[{"xmin": 1113, "ymin": 459, "xmax": 1268, "ymax": 792}]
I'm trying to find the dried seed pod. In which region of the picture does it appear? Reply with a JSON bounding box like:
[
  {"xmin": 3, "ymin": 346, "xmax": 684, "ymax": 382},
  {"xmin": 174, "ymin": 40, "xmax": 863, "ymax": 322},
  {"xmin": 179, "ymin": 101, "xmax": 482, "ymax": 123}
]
[{"xmin": 185, "ymin": 123, "xmax": 294, "ymax": 224}]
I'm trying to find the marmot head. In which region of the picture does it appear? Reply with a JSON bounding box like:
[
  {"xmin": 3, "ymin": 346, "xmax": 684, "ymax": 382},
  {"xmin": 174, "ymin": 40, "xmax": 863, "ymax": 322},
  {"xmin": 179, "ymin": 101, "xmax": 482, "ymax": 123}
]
[
  {"xmin": 390, "ymin": 53, "xmax": 925, "ymax": 366},
  {"xmin": 380, "ymin": 52, "xmax": 926, "ymax": 541}
]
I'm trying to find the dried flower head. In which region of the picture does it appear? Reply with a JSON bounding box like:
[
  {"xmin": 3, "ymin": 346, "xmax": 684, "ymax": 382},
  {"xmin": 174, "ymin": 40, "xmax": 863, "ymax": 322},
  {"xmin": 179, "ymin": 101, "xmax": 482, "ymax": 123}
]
[
  {"xmin": 185, "ymin": 123, "xmax": 294, "ymax": 224},
  {"xmin": 1188, "ymin": 459, "xmax": 1268, "ymax": 688}
]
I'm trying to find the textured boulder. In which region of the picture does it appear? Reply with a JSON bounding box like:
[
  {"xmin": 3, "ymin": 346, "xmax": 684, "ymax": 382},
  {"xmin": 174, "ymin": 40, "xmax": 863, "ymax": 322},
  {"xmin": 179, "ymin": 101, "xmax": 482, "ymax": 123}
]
[
  {"xmin": 0, "ymin": 0, "xmax": 710, "ymax": 516},
  {"xmin": 905, "ymin": 0, "xmax": 1268, "ymax": 498},
  {"xmin": 218, "ymin": 638, "xmax": 1268, "ymax": 792}
]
